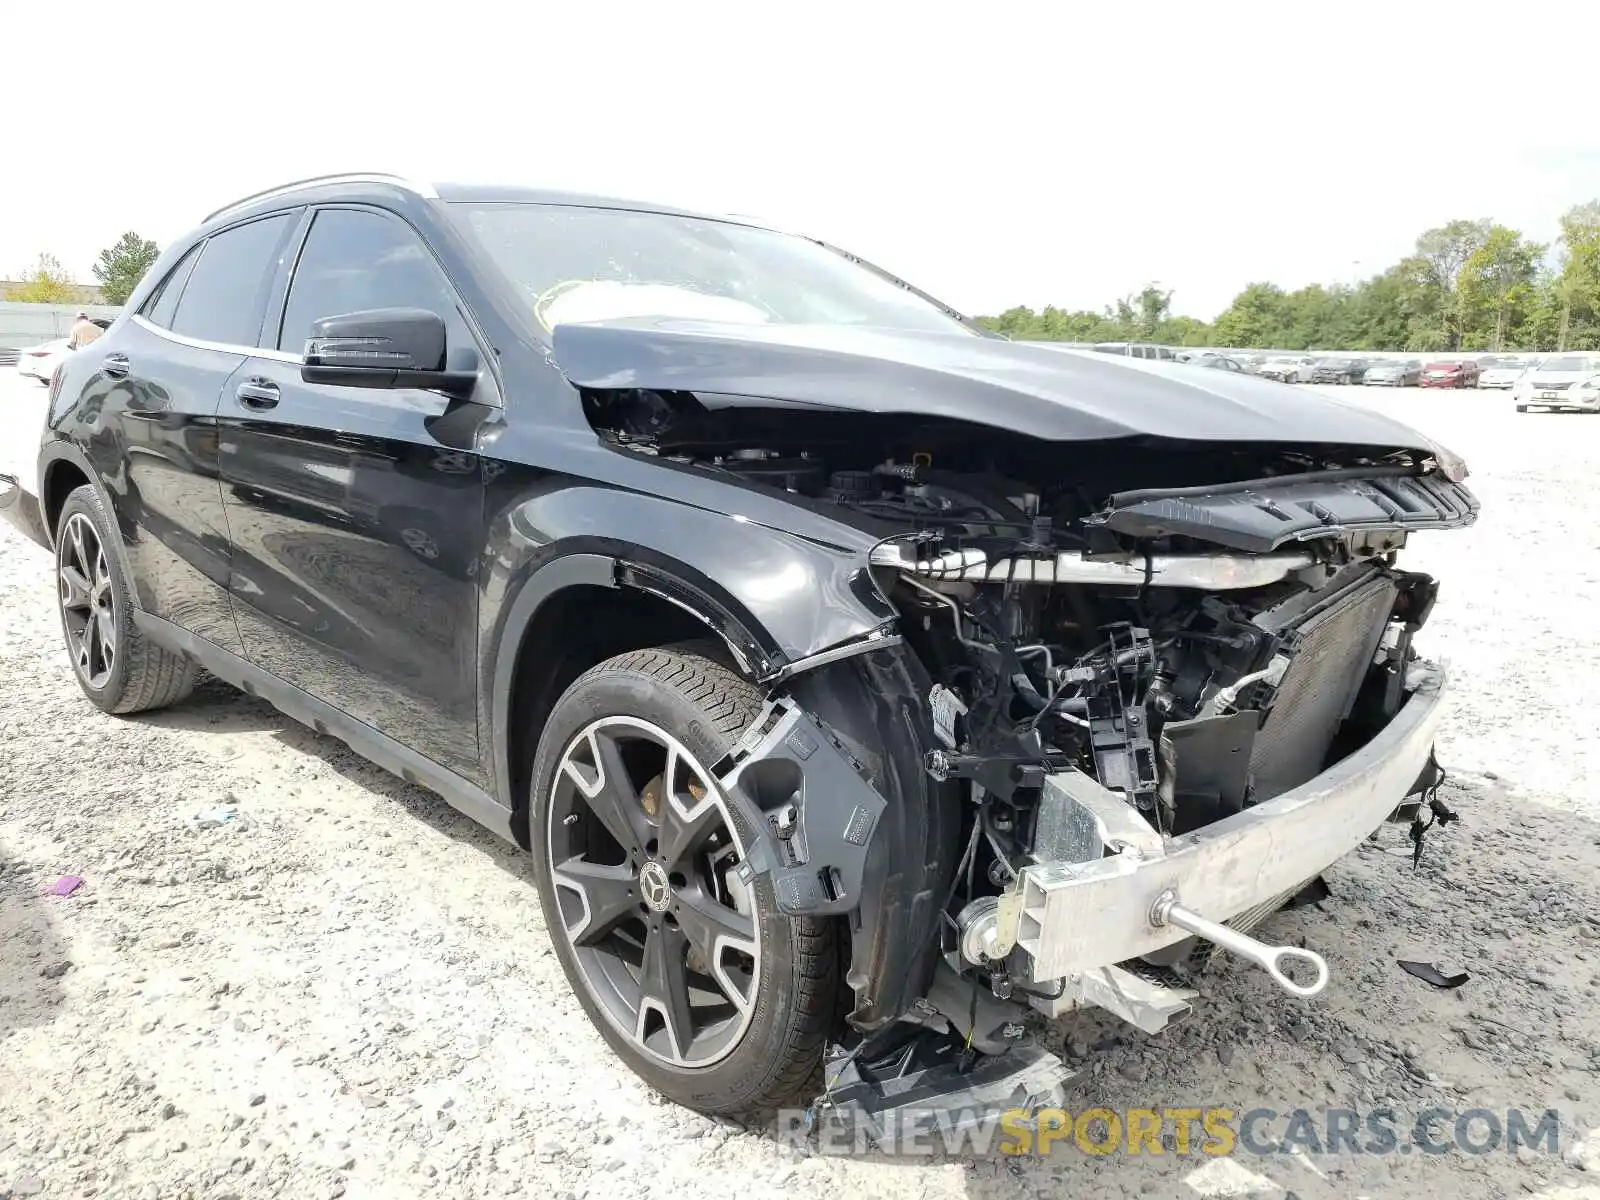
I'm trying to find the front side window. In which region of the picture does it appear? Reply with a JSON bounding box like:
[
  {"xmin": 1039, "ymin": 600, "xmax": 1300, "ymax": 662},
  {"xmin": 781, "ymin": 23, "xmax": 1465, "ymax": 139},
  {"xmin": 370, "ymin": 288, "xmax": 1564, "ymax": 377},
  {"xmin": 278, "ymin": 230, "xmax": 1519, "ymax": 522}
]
[
  {"xmin": 278, "ymin": 208, "xmax": 468, "ymax": 354},
  {"xmin": 170, "ymin": 214, "xmax": 295, "ymax": 346},
  {"xmin": 448, "ymin": 202, "xmax": 974, "ymax": 339}
]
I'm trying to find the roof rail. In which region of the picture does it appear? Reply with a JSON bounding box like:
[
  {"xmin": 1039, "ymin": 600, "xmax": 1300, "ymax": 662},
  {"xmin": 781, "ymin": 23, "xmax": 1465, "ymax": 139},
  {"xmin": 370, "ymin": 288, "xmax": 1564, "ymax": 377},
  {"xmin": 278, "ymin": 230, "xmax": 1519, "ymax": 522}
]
[{"xmin": 203, "ymin": 173, "xmax": 438, "ymax": 223}]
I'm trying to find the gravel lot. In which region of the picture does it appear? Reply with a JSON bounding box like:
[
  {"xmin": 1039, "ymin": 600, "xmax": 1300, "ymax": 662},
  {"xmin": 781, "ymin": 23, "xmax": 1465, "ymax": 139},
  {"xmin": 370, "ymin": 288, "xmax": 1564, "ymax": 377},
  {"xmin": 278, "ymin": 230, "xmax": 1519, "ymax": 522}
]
[{"xmin": 3, "ymin": 373, "xmax": 1600, "ymax": 1200}]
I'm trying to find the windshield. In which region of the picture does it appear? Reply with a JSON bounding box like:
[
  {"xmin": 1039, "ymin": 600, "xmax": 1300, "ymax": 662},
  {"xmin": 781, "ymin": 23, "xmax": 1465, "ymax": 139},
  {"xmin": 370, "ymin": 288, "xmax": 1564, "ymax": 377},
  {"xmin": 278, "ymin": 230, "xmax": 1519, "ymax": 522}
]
[
  {"xmin": 1535, "ymin": 356, "xmax": 1597, "ymax": 372},
  {"xmin": 448, "ymin": 202, "xmax": 974, "ymax": 337}
]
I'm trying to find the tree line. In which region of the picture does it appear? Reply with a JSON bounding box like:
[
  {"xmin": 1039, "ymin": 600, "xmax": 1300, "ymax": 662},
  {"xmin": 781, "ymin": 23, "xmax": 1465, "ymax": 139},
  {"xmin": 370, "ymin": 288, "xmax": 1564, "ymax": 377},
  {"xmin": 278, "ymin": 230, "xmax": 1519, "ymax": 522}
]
[
  {"xmin": 4, "ymin": 234, "xmax": 161, "ymax": 306},
  {"xmin": 979, "ymin": 202, "xmax": 1600, "ymax": 354}
]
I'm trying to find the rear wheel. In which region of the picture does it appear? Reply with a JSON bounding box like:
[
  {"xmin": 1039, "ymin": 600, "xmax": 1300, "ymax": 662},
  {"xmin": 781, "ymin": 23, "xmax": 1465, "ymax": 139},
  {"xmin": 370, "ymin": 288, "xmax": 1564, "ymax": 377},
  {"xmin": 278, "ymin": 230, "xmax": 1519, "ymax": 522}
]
[
  {"xmin": 527, "ymin": 645, "xmax": 837, "ymax": 1114},
  {"xmin": 54, "ymin": 485, "xmax": 200, "ymax": 713}
]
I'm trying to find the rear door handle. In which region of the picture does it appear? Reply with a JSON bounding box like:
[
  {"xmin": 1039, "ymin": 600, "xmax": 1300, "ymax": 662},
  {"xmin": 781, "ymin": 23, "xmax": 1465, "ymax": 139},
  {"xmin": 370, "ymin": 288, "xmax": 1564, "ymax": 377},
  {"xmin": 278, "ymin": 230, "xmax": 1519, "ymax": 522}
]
[
  {"xmin": 102, "ymin": 353, "xmax": 130, "ymax": 378},
  {"xmin": 235, "ymin": 380, "xmax": 280, "ymax": 411}
]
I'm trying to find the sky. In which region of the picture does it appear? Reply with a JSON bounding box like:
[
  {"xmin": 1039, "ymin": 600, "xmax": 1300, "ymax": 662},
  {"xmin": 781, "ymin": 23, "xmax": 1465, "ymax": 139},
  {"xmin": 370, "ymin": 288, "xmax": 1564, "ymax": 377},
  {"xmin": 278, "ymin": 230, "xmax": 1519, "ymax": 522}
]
[{"xmin": 7, "ymin": 0, "xmax": 1600, "ymax": 321}]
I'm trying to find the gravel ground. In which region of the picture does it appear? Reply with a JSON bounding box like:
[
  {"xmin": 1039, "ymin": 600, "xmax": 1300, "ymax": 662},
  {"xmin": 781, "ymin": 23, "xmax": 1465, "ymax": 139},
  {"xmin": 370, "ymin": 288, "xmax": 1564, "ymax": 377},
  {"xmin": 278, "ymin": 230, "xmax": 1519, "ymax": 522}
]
[{"xmin": 3, "ymin": 376, "xmax": 1600, "ymax": 1199}]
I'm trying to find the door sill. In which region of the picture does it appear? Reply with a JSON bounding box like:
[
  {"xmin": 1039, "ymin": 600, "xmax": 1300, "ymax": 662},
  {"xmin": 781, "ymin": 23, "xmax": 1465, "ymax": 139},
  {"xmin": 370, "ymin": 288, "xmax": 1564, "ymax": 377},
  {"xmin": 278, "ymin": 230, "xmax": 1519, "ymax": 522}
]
[{"xmin": 132, "ymin": 611, "xmax": 518, "ymax": 847}]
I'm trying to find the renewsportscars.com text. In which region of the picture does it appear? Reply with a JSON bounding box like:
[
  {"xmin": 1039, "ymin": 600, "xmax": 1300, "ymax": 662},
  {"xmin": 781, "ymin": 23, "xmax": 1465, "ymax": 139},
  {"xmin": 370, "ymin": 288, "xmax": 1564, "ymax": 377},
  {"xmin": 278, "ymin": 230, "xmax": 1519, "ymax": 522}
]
[{"xmin": 778, "ymin": 1106, "xmax": 1563, "ymax": 1159}]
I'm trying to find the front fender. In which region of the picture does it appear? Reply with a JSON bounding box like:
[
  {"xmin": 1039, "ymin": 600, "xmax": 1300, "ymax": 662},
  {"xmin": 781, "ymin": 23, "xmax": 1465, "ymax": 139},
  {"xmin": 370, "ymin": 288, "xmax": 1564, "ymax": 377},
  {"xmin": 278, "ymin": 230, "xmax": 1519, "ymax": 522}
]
[
  {"xmin": 480, "ymin": 481, "xmax": 899, "ymax": 803},
  {"xmin": 480, "ymin": 481, "xmax": 953, "ymax": 1029}
]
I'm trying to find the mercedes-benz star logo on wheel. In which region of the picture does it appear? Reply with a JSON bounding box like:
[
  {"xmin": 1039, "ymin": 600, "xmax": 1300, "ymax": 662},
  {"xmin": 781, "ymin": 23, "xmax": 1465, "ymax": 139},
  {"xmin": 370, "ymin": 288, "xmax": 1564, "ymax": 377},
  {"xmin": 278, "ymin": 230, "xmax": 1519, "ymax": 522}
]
[{"xmin": 639, "ymin": 861, "xmax": 671, "ymax": 913}]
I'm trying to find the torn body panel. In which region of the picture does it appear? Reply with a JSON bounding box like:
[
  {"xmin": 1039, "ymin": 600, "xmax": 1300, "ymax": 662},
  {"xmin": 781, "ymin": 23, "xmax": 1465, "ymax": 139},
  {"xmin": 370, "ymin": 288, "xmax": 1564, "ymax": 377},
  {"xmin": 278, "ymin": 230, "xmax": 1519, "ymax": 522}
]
[
  {"xmin": 1090, "ymin": 466, "xmax": 1478, "ymax": 552},
  {"xmin": 550, "ymin": 317, "xmax": 1448, "ymax": 452},
  {"xmin": 549, "ymin": 339, "xmax": 1477, "ymax": 1068}
]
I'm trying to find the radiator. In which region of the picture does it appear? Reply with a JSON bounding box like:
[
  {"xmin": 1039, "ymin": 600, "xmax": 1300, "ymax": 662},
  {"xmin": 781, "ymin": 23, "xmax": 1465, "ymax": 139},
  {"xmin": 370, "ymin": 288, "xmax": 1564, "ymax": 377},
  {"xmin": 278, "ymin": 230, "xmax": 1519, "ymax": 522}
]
[{"xmin": 1247, "ymin": 567, "xmax": 1398, "ymax": 802}]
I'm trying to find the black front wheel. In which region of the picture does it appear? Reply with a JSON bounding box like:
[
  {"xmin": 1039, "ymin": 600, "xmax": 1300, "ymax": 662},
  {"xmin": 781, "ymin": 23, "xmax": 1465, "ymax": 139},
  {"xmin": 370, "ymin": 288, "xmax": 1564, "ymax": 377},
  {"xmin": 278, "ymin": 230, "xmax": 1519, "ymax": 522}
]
[{"xmin": 527, "ymin": 645, "xmax": 837, "ymax": 1114}]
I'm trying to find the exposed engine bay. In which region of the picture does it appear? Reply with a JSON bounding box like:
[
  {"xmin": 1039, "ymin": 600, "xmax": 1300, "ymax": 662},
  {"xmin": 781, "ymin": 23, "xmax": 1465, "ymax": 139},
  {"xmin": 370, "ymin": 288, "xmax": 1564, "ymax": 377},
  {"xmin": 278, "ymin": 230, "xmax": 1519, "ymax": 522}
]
[
  {"xmin": 582, "ymin": 394, "xmax": 1465, "ymax": 833},
  {"xmin": 585, "ymin": 388, "xmax": 1476, "ymax": 1121}
]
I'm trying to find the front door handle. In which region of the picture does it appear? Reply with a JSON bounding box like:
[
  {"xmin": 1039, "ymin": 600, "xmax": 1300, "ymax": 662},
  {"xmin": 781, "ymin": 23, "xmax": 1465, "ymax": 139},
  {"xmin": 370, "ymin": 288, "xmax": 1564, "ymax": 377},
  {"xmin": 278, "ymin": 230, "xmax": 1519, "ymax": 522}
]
[
  {"xmin": 235, "ymin": 380, "xmax": 280, "ymax": 411},
  {"xmin": 102, "ymin": 352, "xmax": 130, "ymax": 378}
]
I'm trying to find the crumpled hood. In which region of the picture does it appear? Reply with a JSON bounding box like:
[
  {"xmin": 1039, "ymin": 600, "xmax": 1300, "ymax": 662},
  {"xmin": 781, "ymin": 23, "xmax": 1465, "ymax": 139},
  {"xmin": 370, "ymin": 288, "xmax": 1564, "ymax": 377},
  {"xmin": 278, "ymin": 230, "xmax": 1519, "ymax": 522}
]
[{"xmin": 551, "ymin": 318, "xmax": 1439, "ymax": 451}]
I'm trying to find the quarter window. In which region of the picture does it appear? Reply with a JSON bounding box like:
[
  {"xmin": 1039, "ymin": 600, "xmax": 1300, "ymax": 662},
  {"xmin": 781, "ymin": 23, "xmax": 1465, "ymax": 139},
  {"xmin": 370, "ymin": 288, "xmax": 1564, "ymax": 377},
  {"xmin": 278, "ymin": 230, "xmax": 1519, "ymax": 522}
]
[
  {"xmin": 277, "ymin": 209, "xmax": 468, "ymax": 354},
  {"xmin": 169, "ymin": 214, "xmax": 295, "ymax": 346},
  {"xmin": 141, "ymin": 245, "xmax": 202, "ymax": 330}
]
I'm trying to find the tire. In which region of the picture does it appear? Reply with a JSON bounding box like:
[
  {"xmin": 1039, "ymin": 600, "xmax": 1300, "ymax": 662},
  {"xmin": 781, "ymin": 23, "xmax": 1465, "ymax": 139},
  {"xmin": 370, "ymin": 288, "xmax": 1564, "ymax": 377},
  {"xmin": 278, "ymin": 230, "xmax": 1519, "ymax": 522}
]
[
  {"xmin": 527, "ymin": 644, "xmax": 837, "ymax": 1115},
  {"xmin": 54, "ymin": 484, "xmax": 200, "ymax": 714}
]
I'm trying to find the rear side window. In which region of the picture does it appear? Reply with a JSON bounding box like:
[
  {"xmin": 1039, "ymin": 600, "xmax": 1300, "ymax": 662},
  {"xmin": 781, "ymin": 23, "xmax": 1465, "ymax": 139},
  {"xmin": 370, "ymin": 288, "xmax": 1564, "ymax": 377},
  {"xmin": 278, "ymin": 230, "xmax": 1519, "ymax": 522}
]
[
  {"xmin": 276, "ymin": 208, "xmax": 467, "ymax": 353},
  {"xmin": 141, "ymin": 245, "xmax": 202, "ymax": 329},
  {"xmin": 170, "ymin": 214, "xmax": 295, "ymax": 347}
]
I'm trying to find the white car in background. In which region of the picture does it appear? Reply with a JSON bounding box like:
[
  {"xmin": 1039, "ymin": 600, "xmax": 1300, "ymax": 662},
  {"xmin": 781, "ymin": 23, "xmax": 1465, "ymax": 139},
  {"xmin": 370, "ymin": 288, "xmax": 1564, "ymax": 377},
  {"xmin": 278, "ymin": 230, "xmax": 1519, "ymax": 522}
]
[
  {"xmin": 1478, "ymin": 359, "xmax": 1530, "ymax": 389},
  {"xmin": 1257, "ymin": 355, "xmax": 1316, "ymax": 383},
  {"xmin": 15, "ymin": 338, "xmax": 69, "ymax": 385},
  {"xmin": 1514, "ymin": 355, "xmax": 1600, "ymax": 413},
  {"xmin": 13, "ymin": 318, "xmax": 112, "ymax": 385}
]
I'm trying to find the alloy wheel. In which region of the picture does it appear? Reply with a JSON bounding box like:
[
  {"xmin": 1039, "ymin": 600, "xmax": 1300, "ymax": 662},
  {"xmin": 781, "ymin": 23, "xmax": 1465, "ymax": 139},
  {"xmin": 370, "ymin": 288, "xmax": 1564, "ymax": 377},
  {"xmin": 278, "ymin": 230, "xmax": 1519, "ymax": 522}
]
[
  {"xmin": 546, "ymin": 716, "xmax": 760, "ymax": 1068},
  {"xmin": 58, "ymin": 512, "xmax": 117, "ymax": 690}
]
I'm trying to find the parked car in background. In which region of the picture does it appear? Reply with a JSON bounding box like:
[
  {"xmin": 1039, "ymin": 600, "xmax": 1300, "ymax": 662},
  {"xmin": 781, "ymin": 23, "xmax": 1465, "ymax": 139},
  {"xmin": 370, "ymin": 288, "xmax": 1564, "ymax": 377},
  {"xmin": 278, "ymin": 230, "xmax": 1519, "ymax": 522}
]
[
  {"xmin": 1194, "ymin": 354, "xmax": 1245, "ymax": 372},
  {"xmin": 1090, "ymin": 341, "xmax": 1177, "ymax": 361},
  {"xmin": 1363, "ymin": 359, "xmax": 1423, "ymax": 387},
  {"xmin": 15, "ymin": 339, "xmax": 68, "ymax": 385},
  {"xmin": 1514, "ymin": 355, "xmax": 1600, "ymax": 412},
  {"xmin": 1312, "ymin": 357, "xmax": 1371, "ymax": 384},
  {"xmin": 1257, "ymin": 355, "xmax": 1316, "ymax": 383},
  {"xmin": 1478, "ymin": 359, "xmax": 1530, "ymax": 389},
  {"xmin": 14, "ymin": 319, "xmax": 114, "ymax": 386},
  {"xmin": 1419, "ymin": 359, "xmax": 1481, "ymax": 388}
]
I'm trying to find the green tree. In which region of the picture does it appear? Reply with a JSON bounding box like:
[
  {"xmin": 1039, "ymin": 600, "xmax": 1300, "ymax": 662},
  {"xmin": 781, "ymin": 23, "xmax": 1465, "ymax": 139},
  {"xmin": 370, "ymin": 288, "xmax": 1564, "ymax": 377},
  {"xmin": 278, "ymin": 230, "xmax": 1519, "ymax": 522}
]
[
  {"xmin": 4, "ymin": 253, "xmax": 78, "ymax": 303},
  {"xmin": 1521, "ymin": 273, "xmax": 1566, "ymax": 351},
  {"xmin": 1554, "ymin": 201, "xmax": 1600, "ymax": 350},
  {"xmin": 1457, "ymin": 226, "xmax": 1542, "ymax": 350},
  {"xmin": 92, "ymin": 232, "xmax": 160, "ymax": 305},
  {"xmin": 1409, "ymin": 219, "xmax": 1493, "ymax": 349},
  {"xmin": 1212, "ymin": 283, "xmax": 1290, "ymax": 348},
  {"xmin": 1153, "ymin": 315, "xmax": 1213, "ymax": 347},
  {"xmin": 1112, "ymin": 283, "xmax": 1173, "ymax": 340},
  {"xmin": 1344, "ymin": 267, "xmax": 1413, "ymax": 350}
]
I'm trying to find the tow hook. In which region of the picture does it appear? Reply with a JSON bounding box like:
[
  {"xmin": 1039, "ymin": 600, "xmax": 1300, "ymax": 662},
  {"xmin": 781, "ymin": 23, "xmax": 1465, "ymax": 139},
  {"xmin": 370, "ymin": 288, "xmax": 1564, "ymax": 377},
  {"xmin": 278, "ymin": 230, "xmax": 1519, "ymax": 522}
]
[{"xmin": 1149, "ymin": 890, "xmax": 1330, "ymax": 999}]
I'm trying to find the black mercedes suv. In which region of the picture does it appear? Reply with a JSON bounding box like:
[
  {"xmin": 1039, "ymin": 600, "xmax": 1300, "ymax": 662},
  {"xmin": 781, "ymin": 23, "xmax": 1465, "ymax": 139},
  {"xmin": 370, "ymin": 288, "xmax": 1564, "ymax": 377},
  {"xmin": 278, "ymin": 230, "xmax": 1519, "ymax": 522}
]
[{"xmin": 5, "ymin": 173, "xmax": 1478, "ymax": 1125}]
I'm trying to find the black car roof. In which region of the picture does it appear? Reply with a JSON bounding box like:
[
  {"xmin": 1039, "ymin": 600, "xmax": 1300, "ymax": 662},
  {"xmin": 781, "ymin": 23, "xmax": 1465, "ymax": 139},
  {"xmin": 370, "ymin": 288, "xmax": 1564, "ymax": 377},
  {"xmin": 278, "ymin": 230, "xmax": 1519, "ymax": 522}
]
[
  {"xmin": 431, "ymin": 182, "xmax": 735, "ymax": 221},
  {"xmin": 202, "ymin": 173, "xmax": 768, "ymax": 232}
]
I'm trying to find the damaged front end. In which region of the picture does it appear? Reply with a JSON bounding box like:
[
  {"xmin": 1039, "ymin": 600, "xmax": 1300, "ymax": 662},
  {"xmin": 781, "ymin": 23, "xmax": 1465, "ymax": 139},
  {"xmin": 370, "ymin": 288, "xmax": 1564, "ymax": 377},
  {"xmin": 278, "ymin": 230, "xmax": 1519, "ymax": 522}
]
[{"xmin": 561, "ymin": 334, "xmax": 1479, "ymax": 1131}]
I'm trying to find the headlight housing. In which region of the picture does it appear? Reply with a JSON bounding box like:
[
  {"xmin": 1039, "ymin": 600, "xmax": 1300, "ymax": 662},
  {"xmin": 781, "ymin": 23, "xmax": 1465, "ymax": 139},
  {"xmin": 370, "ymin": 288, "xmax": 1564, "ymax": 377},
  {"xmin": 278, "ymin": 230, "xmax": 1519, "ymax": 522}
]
[{"xmin": 1427, "ymin": 439, "xmax": 1470, "ymax": 482}]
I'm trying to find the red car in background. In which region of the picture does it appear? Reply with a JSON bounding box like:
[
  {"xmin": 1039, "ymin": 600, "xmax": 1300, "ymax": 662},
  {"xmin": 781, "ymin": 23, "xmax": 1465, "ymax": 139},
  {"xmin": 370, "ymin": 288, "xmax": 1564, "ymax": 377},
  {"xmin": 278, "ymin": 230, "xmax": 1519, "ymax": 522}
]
[{"xmin": 1419, "ymin": 359, "xmax": 1481, "ymax": 388}]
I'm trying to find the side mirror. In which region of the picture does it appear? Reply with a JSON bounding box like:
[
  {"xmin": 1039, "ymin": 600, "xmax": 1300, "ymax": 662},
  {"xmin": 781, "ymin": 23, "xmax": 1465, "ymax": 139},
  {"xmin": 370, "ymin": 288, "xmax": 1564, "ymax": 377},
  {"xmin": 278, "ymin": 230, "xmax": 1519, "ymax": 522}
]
[{"xmin": 301, "ymin": 308, "xmax": 476, "ymax": 398}]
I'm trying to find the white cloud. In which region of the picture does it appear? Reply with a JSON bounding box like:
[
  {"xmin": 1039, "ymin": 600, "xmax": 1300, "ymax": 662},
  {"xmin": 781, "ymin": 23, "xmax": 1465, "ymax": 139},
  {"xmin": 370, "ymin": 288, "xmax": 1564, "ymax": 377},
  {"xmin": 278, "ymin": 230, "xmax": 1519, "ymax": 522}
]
[{"xmin": 8, "ymin": 0, "xmax": 1599, "ymax": 319}]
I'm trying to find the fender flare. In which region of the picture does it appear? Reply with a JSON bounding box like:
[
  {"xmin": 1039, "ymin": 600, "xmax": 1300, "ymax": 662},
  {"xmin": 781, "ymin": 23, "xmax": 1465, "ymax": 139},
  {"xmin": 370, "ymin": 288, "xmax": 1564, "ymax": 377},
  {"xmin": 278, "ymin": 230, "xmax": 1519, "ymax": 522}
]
[
  {"xmin": 36, "ymin": 441, "xmax": 135, "ymax": 581},
  {"xmin": 487, "ymin": 549, "xmax": 785, "ymax": 817}
]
